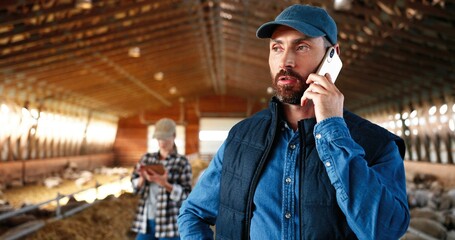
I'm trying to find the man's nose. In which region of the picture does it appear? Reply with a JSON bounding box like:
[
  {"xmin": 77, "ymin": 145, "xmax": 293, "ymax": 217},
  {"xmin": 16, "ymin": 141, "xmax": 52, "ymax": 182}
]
[{"xmin": 280, "ymin": 50, "xmax": 295, "ymax": 69}]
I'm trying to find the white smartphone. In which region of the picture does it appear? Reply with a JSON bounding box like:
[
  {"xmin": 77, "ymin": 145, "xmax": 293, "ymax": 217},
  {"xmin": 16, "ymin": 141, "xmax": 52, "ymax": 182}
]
[{"xmin": 315, "ymin": 46, "xmax": 343, "ymax": 83}]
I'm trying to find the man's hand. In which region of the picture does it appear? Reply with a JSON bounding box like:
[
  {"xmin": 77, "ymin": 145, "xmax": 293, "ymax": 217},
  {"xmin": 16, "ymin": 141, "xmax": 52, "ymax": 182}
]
[{"xmin": 301, "ymin": 73, "xmax": 344, "ymax": 122}]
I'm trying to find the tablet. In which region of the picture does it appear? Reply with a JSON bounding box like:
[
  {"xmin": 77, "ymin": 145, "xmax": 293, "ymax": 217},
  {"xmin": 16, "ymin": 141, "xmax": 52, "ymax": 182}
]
[{"xmin": 141, "ymin": 164, "xmax": 165, "ymax": 175}]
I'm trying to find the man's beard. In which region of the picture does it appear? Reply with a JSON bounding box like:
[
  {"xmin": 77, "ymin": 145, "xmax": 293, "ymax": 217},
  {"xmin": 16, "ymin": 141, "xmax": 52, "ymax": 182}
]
[{"xmin": 272, "ymin": 69, "xmax": 309, "ymax": 105}]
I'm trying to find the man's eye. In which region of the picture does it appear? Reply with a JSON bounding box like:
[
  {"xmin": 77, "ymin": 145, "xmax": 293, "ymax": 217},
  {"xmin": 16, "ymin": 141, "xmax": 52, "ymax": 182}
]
[
  {"xmin": 297, "ymin": 45, "xmax": 309, "ymax": 51},
  {"xmin": 271, "ymin": 46, "xmax": 281, "ymax": 52}
]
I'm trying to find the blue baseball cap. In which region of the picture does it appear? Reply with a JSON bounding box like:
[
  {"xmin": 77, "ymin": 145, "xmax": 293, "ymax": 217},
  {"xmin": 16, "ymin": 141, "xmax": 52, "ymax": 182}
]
[{"xmin": 256, "ymin": 4, "xmax": 338, "ymax": 45}]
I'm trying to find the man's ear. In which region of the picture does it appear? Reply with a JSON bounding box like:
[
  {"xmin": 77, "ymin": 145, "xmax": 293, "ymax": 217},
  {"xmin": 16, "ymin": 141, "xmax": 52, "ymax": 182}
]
[{"xmin": 334, "ymin": 43, "xmax": 341, "ymax": 55}]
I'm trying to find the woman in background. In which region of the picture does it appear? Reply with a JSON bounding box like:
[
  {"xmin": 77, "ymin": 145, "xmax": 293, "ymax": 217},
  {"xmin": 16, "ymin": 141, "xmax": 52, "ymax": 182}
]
[{"xmin": 130, "ymin": 118, "xmax": 192, "ymax": 240}]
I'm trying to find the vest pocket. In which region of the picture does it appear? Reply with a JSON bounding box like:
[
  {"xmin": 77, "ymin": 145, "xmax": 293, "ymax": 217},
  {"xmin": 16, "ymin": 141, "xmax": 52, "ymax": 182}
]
[{"xmin": 216, "ymin": 204, "xmax": 246, "ymax": 239}]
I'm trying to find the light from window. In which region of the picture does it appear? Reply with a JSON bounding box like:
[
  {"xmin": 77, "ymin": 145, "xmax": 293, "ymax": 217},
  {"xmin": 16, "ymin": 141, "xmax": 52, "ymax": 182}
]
[{"xmin": 199, "ymin": 130, "xmax": 229, "ymax": 141}]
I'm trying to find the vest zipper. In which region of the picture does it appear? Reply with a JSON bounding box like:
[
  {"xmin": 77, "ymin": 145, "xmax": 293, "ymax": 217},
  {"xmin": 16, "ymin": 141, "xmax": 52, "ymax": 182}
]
[
  {"xmin": 244, "ymin": 102, "xmax": 279, "ymax": 239},
  {"xmin": 298, "ymin": 120, "xmax": 307, "ymax": 240}
]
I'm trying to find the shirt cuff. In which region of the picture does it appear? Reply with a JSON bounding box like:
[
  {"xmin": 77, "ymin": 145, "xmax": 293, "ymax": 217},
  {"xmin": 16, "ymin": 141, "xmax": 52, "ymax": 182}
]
[
  {"xmin": 131, "ymin": 178, "xmax": 142, "ymax": 194},
  {"xmin": 132, "ymin": 178, "xmax": 139, "ymax": 187},
  {"xmin": 170, "ymin": 184, "xmax": 183, "ymax": 201},
  {"xmin": 314, "ymin": 116, "xmax": 351, "ymax": 141},
  {"xmin": 313, "ymin": 116, "xmax": 351, "ymax": 201}
]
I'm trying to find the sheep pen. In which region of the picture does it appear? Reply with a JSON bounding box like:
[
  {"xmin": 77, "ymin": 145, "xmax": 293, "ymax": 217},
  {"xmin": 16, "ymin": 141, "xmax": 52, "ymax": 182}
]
[
  {"xmin": 0, "ymin": 159, "xmax": 210, "ymax": 239},
  {"xmin": 3, "ymin": 160, "xmax": 454, "ymax": 239}
]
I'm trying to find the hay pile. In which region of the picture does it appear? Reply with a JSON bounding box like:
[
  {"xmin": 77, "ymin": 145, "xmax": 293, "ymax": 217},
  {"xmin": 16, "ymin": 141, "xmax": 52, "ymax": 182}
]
[
  {"xmin": 190, "ymin": 158, "xmax": 209, "ymax": 186},
  {"xmin": 25, "ymin": 193, "xmax": 138, "ymax": 240},
  {"xmin": 0, "ymin": 162, "xmax": 214, "ymax": 239},
  {"xmin": 1, "ymin": 169, "xmax": 135, "ymax": 239}
]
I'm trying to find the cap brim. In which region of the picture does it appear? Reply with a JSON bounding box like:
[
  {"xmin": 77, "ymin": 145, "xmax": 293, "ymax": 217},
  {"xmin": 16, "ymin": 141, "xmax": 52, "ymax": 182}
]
[{"xmin": 256, "ymin": 20, "xmax": 326, "ymax": 39}]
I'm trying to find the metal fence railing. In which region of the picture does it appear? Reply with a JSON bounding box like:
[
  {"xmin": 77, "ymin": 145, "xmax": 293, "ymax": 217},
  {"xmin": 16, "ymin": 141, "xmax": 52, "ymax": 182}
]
[{"xmin": 0, "ymin": 176, "xmax": 131, "ymax": 240}]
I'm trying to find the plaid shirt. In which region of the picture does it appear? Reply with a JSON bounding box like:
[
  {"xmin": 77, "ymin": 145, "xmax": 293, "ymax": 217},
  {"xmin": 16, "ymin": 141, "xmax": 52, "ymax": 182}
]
[{"xmin": 130, "ymin": 151, "xmax": 192, "ymax": 238}]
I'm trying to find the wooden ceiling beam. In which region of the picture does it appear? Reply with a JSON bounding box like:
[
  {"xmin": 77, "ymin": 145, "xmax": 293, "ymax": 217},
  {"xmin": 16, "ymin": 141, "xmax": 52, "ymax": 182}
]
[
  {"xmin": 12, "ymin": 40, "xmax": 204, "ymax": 86},
  {"xmin": 0, "ymin": 13, "xmax": 199, "ymax": 67},
  {"xmin": 0, "ymin": 27, "xmax": 200, "ymax": 75}
]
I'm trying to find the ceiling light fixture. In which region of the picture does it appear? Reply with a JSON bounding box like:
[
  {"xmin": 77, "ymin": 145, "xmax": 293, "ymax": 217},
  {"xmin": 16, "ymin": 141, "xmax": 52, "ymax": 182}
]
[
  {"xmin": 154, "ymin": 72, "xmax": 164, "ymax": 81},
  {"xmin": 128, "ymin": 47, "xmax": 140, "ymax": 58},
  {"xmin": 76, "ymin": 0, "xmax": 92, "ymax": 10},
  {"xmin": 334, "ymin": 0, "xmax": 352, "ymax": 11}
]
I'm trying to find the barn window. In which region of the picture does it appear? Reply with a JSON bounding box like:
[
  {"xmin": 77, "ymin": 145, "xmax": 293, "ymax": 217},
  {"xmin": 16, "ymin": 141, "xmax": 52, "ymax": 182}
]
[{"xmin": 198, "ymin": 118, "xmax": 242, "ymax": 156}]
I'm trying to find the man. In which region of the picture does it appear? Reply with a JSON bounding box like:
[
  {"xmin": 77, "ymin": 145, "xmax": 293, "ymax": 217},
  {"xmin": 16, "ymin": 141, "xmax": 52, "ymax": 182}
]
[{"xmin": 178, "ymin": 4, "xmax": 410, "ymax": 240}]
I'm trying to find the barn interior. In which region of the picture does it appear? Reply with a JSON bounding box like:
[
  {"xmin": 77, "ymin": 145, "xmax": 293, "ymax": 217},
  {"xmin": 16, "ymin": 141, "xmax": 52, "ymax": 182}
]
[{"xmin": 0, "ymin": 0, "xmax": 454, "ymax": 239}]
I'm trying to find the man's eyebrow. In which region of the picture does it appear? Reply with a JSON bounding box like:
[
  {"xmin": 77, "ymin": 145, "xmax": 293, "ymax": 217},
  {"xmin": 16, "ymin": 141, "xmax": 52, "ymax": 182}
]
[
  {"xmin": 293, "ymin": 37, "xmax": 311, "ymax": 43},
  {"xmin": 270, "ymin": 39, "xmax": 282, "ymax": 44},
  {"xmin": 270, "ymin": 37, "xmax": 311, "ymax": 44}
]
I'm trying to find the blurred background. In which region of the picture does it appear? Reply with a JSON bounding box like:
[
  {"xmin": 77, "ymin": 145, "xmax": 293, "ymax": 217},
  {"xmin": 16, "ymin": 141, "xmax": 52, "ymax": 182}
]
[{"xmin": 0, "ymin": 0, "xmax": 454, "ymax": 239}]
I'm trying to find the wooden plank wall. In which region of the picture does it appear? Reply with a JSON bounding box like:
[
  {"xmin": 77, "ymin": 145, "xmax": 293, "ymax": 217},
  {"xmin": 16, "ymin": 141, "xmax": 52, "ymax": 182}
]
[
  {"xmin": 114, "ymin": 96, "xmax": 268, "ymax": 167},
  {"xmin": 114, "ymin": 117, "xmax": 148, "ymax": 167}
]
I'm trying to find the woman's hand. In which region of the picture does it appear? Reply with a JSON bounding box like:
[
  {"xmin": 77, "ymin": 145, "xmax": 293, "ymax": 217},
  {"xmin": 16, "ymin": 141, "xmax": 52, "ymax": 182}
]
[{"xmin": 141, "ymin": 168, "xmax": 173, "ymax": 192}]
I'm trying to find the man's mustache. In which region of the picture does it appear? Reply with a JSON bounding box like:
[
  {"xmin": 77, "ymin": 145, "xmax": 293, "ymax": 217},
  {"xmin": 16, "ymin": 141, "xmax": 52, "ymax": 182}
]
[{"xmin": 274, "ymin": 69, "xmax": 304, "ymax": 82}]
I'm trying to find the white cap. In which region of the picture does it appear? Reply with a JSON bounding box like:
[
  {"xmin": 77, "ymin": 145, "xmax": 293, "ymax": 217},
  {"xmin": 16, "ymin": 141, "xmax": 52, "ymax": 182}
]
[{"xmin": 153, "ymin": 118, "xmax": 176, "ymax": 139}]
